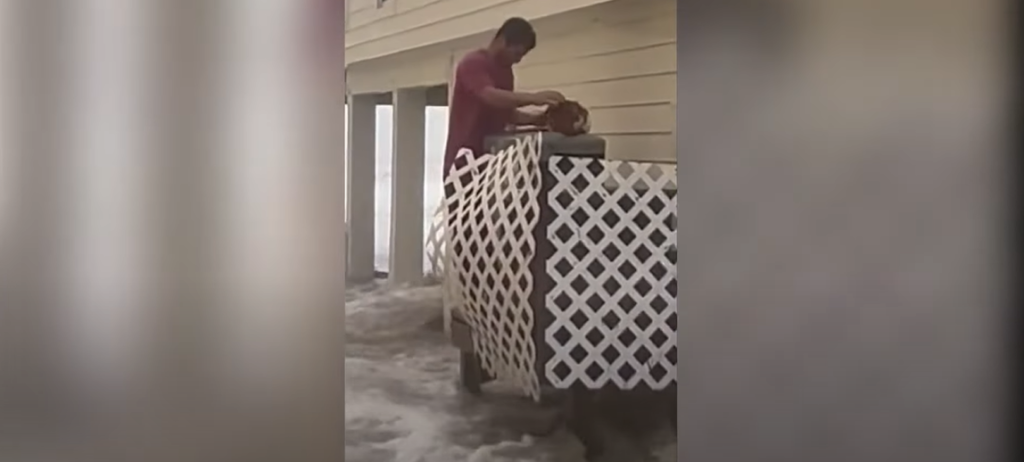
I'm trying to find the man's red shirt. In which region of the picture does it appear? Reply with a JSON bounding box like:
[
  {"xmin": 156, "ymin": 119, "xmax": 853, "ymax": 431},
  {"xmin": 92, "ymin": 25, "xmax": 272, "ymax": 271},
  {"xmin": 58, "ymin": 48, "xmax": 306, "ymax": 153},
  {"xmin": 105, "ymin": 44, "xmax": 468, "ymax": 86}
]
[{"xmin": 443, "ymin": 49, "xmax": 515, "ymax": 177}]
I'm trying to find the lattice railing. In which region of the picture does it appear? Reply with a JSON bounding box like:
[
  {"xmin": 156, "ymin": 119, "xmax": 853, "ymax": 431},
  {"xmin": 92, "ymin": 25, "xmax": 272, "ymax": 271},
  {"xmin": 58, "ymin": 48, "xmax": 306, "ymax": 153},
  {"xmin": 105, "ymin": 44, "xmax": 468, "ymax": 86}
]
[
  {"xmin": 438, "ymin": 136, "xmax": 543, "ymax": 398},
  {"xmin": 429, "ymin": 133, "xmax": 677, "ymax": 399},
  {"xmin": 424, "ymin": 203, "xmax": 446, "ymax": 283},
  {"xmin": 542, "ymin": 158, "xmax": 677, "ymax": 390}
]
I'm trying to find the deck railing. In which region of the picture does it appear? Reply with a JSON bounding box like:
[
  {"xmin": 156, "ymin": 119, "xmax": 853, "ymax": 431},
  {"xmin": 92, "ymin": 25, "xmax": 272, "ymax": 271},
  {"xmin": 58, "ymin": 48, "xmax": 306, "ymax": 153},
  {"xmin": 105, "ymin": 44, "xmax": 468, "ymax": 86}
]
[{"xmin": 426, "ymin": 132, "xmax": 677, "ymax": 400}]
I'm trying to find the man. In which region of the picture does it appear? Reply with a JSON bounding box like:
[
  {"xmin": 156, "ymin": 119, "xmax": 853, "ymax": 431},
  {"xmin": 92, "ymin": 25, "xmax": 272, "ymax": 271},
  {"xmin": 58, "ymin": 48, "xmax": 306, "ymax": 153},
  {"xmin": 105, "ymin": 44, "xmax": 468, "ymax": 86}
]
[{"xmin": 443, "ymin": 17, "xmax": 566, "ymax": 177}]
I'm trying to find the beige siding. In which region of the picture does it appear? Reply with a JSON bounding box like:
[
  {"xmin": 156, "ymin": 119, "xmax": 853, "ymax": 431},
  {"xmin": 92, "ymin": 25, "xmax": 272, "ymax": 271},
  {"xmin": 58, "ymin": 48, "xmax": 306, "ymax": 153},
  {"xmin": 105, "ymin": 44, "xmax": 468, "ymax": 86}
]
[
  {"xmin": 516, "ymin": 0, "xmax": 676, "ymax": 162},
  {"xmin": 346, "ymin": 0, "xmax": 617, "ymax": 63},
  {"xmin": 346, "ymin": 43, "xmax": 455, "ymax": 93},
  {"xmin": 346, "ymin": 0, "xmax": 677, "ymax": 162}
]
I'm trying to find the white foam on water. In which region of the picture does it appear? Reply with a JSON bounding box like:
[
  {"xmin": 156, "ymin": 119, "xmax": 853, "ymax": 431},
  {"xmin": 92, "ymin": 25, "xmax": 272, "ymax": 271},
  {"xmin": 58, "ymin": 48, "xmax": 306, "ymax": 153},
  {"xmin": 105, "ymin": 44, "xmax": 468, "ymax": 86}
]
[
  {"xmin": 344, "ymin": 283, "xmax": 676, "ymax": 462},
  {"xmin": 346, "ymin": 385, "xmax": 460, "ymax": 462}
]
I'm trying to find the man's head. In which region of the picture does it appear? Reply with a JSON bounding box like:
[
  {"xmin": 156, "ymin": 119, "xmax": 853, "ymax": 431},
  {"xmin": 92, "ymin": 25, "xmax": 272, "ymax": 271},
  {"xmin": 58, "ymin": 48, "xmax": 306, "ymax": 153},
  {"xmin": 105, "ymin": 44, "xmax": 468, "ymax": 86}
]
[{"xmin": 491, "ymin": 17, "xmax": 536, "ymax": 65}]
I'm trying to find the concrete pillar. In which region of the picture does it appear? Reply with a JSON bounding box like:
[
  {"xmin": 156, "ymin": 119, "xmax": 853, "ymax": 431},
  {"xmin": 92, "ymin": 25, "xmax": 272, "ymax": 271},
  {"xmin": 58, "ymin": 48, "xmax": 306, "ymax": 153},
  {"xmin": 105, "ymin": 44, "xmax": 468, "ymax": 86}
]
[
  {"xmin": 388, "ymin": 87, "xmax": 426, "ymax": 285},
  {"xmin": 346, "ymin": 93, "xmax": 377, "ymax": 282}
]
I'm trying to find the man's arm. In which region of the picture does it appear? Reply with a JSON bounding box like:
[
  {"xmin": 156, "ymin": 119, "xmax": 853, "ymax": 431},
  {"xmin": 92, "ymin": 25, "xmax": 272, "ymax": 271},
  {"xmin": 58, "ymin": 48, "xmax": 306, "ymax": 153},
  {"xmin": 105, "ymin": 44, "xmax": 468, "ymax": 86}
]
[
  {"xmin": 511, "ymin": 109, "xmax": 545, "ymax": 126},
  {"xmin": 480, "ymin": 88, "xmax": 564, "ymax": 109},
  {"xmin": 457, "ymin": 57, "xmax": 563, "ymax": 109}
]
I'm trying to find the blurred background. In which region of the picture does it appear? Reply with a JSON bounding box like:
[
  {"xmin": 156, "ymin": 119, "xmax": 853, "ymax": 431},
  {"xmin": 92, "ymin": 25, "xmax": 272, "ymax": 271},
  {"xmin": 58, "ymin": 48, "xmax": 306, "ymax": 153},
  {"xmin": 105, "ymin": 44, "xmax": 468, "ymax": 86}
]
[
  {"xmin": 2, "ymin": 1, "xmax": 345, "ymax": 461},
  {"xmin": 0, "ymin": 0, "xmax": 1010, "ymax": 461}
]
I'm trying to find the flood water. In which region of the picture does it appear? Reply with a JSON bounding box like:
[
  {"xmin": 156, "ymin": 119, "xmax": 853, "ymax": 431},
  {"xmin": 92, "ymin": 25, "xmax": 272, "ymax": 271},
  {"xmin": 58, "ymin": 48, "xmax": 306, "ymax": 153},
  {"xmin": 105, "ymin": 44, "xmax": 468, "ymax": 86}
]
[{"xmin": 344, "ymin": 282, "xmax": 677, "ymax": 462}]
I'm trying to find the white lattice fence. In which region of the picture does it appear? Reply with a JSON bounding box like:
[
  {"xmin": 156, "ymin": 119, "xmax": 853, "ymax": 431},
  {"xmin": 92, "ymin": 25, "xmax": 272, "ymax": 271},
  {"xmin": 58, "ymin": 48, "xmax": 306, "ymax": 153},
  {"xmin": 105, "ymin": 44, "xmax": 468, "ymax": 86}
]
[
  {"xmin": 433, "ymin": 133, "xmax": 678, "ymax": 397},
  {"xmin": 440, "ymin": 135, "xmax": 543, "ymax": 399},
  {"xmin": 542, "ymin": 157, "xmax": 678, "ymax": 390},
  {"xmin": 424, "ymin": 202, "xmax": 446, "ymax": 282},
  {"xmin": 431, "ymin": 148, "xmax": 485, "ymax": 336}
]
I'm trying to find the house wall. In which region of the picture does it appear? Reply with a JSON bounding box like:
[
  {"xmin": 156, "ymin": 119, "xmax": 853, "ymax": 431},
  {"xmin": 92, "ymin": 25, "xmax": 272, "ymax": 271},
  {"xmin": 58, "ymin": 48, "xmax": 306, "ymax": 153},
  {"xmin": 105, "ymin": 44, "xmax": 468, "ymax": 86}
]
[
  {"xmin": 345, "ymin": 0, "xmax": 617, "ymax": 63},
  {"xmin": 346, "ymin": 0, "xmax": 677, "ymax": 163},
  {"xmin": 512, "ymin": 0, "xmax": 676, "ymax": 162}
]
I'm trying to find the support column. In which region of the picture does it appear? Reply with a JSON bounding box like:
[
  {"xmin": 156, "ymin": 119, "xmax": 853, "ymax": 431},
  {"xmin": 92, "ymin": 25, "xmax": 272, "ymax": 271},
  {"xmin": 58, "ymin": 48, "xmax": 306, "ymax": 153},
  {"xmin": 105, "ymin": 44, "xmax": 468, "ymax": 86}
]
[
  {"xmin": 388, "ymin": 87, "xmax": 426, "ymax": 285},
  {"xmin": 346, "ymin": 93, "xmax": 377, "ymax": 282}
]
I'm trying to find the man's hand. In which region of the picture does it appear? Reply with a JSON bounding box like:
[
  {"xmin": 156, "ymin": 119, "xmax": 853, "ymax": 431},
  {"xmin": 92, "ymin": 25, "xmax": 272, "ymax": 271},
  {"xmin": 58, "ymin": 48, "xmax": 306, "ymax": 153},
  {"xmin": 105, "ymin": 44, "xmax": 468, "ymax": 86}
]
[
  {"xmin": 512, "ymin": 108, "xmax": 546, "ymax": 126},
  {"xmin": 528, "ymin": 90, "xmax": 566, "ymax": 106}
]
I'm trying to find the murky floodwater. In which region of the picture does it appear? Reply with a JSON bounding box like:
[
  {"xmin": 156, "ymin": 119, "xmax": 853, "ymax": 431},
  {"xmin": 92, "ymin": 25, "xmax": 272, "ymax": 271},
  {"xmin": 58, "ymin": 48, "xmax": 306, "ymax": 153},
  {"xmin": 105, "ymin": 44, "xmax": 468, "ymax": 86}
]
[{"xmin": 344, "ymin": 283, "xmax": 676, "ymax": 462}]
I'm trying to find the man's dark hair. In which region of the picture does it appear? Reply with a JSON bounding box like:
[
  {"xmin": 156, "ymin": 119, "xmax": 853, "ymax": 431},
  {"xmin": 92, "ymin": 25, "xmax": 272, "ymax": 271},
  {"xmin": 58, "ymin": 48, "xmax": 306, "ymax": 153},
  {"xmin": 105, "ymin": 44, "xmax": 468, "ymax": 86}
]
[{"xmin": 495, "ymin": 17, "xmax": 536, "ymax": 50}]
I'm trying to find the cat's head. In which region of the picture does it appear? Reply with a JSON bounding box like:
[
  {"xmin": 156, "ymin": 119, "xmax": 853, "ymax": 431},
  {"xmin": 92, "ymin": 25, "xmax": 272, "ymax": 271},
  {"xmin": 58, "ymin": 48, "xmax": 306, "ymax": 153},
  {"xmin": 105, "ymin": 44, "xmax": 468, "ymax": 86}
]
[{"xmin": 544, "ymin": 100, "xmax": 590, "ymax": 136}]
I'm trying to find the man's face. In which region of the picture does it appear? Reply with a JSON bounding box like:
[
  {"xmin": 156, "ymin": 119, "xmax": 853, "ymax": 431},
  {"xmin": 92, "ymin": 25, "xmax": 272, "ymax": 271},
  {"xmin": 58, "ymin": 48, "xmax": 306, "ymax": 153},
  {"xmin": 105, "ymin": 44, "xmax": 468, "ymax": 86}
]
[{"xmin": 501, "ymin": 45, "xmax": 530, "ymax": 65}]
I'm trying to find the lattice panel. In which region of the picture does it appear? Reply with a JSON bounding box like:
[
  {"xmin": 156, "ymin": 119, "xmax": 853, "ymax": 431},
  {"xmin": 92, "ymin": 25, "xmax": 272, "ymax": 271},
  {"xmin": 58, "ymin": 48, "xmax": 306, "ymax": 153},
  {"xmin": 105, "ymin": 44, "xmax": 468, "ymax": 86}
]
[
  {"xmin": 426, "ymin": 146, "xmax": 500, "ymax": 282},
  {"xmin": 433, "ymin": 148, "xmax": 488, "ymax": 336},
  {"xmin": 424, "ymin": 201, "xmax": 446, "ymax": 282},
  {"xmin": 441, "ymin": 135, "xmax": 543, "ymax": 399},
  {"xmin": 544, "ymin": 157, "xmax": 678, "ymax": 389}
]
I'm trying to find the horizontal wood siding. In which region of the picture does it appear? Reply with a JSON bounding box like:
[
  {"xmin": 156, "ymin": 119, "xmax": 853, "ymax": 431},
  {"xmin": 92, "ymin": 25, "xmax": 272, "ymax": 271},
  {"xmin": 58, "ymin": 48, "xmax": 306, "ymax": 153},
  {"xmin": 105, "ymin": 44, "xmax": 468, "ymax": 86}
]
[
  {"xmin": 346, "ymin": 0, "xmax": 616, "ymax": 62},
  {"xmin": 347, "ymin": 0, "xmax": 677, "ymax": 162},
  {"xmin": 517, "ymin": 0, "xmax": 676, "ymax": 162}
]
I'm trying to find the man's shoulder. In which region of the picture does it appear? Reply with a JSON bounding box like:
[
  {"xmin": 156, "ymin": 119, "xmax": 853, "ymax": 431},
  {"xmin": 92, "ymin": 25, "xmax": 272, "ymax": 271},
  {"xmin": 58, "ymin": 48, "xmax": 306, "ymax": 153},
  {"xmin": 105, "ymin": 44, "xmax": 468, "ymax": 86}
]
[{"xmin": 457, "ymin": 49, "xmax": 489, "ymax": 67}]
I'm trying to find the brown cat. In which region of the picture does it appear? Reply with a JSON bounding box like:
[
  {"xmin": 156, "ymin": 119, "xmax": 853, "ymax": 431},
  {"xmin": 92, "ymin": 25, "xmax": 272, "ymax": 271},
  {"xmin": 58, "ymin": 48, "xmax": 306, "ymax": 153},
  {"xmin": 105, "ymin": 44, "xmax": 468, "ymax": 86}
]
[{"xmin": 543, "ymin": 100, "xmax": 591, "ymax": 136}]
